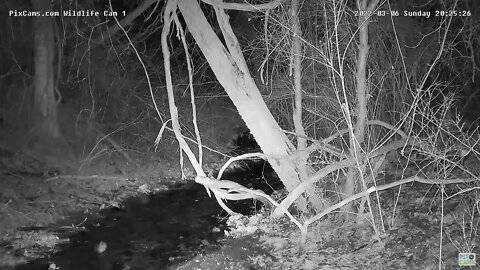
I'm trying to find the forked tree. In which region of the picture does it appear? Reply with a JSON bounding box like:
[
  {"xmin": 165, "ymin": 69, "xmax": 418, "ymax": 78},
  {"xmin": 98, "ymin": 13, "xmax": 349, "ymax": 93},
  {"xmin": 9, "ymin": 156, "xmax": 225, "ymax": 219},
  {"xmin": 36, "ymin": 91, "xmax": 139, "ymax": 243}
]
[{"xmin": 160, "ymin": 0, "xmax": 380, "ymax": 217}]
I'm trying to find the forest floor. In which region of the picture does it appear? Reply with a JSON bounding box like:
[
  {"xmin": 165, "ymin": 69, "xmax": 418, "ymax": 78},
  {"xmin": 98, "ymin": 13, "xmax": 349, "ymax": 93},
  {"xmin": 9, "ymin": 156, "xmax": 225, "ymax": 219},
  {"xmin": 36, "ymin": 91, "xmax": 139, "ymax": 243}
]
[
  {"xmin": 172, "ymin": 172, "xmax": 480, "ymax": 270},
  {"xmin": 0, "ymin": 135, "xmax": 479, "ymax": 269}
]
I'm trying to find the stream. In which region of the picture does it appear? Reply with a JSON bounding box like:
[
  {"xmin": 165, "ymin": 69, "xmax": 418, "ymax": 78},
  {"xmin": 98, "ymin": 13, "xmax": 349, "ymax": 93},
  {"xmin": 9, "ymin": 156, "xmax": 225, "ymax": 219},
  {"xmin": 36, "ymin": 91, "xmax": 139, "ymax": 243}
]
[{"xmin": 14, "ymin": 161, "xmax": 280, "ymax": 270}]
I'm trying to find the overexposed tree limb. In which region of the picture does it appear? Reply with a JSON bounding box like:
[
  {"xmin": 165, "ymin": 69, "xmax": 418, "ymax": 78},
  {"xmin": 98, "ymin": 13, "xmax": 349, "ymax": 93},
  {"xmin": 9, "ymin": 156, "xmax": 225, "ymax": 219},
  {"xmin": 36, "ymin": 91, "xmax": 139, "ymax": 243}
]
[
  {"xmin": 172, "ymin": 12, "xmax": 204, "ymax": 167},
  {"xmin": 217, "ymin": 152, "xmax": 269, "ymax": 179},
  {"xmin": 201, "ymin": 0, "xmax": 286, "ymax": 11},
  {"xmin": 161, "ymin": 0, "xmax": 203, "ymax": 176},
  {"xmin": 195, "ymin": 175, "xmax": 302, "ymax": 229},
  {"xmin": 178, "ymin": 0, "xmax": 316, "ymax": 211},
  {"xmin": 161, "ymin": 0, "xmax": 298, "ymax": 215},
  {"xmin": 213, "ymin": 6, "xmax": 250, "ymax": 73}
]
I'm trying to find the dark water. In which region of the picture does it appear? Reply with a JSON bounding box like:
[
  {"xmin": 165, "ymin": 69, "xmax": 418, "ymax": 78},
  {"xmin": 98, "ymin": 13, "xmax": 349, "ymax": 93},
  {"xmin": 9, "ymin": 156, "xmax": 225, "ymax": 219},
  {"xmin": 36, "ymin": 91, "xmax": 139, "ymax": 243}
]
[
  {"xmin": 15, "ymin": 161, "xmax": 280, "ymax": 270},
  {"xmin": 14, "ymin": 183, "xmax": 225, "ymax": 270}
]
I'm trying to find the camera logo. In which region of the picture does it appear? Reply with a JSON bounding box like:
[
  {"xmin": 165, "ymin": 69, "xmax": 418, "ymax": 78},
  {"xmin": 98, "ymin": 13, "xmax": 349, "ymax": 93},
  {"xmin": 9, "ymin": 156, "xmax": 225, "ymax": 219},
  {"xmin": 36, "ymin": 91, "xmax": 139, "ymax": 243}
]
[{"xmin": 458, "ymin": 253, "xmax": 476, "ymax": 266}]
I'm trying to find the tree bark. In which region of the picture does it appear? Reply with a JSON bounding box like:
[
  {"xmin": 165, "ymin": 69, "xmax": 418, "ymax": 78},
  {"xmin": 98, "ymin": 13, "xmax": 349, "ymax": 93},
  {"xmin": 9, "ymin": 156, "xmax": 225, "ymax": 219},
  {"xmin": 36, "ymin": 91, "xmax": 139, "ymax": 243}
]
[{"xmin": 32, "ymin": 0, "xmax": 60, "ymax": 138}]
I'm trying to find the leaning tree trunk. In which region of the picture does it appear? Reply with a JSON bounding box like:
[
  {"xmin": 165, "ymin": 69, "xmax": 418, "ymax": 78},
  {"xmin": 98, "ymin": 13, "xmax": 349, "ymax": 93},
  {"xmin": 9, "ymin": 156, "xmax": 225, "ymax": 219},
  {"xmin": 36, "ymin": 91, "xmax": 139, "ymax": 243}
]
[
  {"xmin": 32, "ymin": 0, "xmax": 60, "ymax": 139},
  {"xmin": 177, "ymin": 0, "xmax": 322, "ymax": 213}
]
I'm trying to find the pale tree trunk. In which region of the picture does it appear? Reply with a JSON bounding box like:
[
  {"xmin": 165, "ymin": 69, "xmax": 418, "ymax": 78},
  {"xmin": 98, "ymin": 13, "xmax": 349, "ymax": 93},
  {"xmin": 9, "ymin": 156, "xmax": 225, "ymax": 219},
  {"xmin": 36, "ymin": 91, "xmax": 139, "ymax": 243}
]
[
  {"xmin": 343, "ymin": 0, "xmax": 379, "ymax": 213},
  {"xmin": 177, "ymin": 0, "xmax": 322, "ymax": 213},
  {"xmin": 290, "ymin": 0, "xmax": 324, "ymax": 209},
  {"xmin": 32, "ymin": 0, "xmax": 60, "ymax": 139}
]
